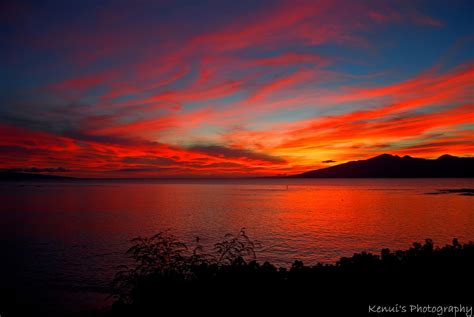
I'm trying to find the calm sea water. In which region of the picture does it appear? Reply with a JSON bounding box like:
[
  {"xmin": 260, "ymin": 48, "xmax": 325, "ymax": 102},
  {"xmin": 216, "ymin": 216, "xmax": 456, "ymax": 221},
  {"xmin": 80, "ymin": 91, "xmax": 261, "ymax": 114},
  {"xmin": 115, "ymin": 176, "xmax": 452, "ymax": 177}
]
[{"xmin": 1, "ymin": 178, "xmax": 473, "ymax": 314}]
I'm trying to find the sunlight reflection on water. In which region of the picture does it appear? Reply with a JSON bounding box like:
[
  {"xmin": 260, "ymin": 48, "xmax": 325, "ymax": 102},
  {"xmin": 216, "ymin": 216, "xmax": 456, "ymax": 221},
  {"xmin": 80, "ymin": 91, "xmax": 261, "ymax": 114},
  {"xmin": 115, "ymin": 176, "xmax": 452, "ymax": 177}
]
[{"xmin": 1, "ymin": 178, "xmax": 473, "ymax": 313}]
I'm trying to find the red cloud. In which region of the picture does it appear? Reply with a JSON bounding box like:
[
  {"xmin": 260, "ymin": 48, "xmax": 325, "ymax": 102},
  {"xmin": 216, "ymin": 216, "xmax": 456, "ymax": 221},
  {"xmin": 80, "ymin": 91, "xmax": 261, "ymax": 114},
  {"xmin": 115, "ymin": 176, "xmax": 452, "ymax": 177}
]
[
  {"xmin": 0, "ymin": 122, "xmax": 287, "ymax": 177},
  {"xmin": 219, "ymin": 61, "xmax": 473, "ymax": 166},
  {"xmin": 2, "ymin": 1, "xmax": 466, "ymax": 177}
]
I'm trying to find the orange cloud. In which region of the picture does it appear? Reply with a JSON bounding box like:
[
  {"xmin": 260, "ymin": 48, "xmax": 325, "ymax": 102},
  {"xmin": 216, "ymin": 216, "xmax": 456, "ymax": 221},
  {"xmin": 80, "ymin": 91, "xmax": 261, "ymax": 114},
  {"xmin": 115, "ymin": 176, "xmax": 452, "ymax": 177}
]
[{"xmin": 2, "ymin": 0, "xmax": 469, "ymax": 177}]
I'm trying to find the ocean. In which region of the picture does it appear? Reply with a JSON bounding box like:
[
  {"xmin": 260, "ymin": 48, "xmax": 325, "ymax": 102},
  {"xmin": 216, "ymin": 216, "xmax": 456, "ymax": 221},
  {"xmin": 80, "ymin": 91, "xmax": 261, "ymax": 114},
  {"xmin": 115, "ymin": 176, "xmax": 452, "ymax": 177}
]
[{"xmin": 1, "ymin": 178, "xmax": 473, "ymax": 314}]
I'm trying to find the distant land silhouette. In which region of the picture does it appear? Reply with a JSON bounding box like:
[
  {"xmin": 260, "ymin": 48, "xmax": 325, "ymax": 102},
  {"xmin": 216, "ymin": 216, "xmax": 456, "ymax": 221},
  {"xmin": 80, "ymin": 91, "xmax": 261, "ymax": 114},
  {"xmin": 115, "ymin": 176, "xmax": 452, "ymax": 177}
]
[
  {"xmin": 1, "ymin": 154, "xmax": 473, "ymax": 180},
  {"xmin": 290, "ymin": 154, "xmax": 474, "ymax": 178},
  {"xmin": 0, "ymin": 171, "xmax": 75, "ymax": 181}
]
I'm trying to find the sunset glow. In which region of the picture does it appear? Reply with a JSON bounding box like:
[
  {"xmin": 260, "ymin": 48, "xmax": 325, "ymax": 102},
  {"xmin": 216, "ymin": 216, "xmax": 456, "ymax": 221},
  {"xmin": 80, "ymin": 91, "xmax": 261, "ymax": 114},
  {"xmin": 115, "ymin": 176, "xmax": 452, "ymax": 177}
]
[{"xmin": 1, "ymin": 0, "xmax": 473, "ymax": 177}]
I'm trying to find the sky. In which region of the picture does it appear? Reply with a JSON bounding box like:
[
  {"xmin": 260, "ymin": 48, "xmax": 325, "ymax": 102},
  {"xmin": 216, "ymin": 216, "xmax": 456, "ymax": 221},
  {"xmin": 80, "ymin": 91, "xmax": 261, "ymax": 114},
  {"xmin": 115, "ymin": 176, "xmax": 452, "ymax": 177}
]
[{"xmin": 1, "ymin": 0, "xmax": 473, "ymax": 177}]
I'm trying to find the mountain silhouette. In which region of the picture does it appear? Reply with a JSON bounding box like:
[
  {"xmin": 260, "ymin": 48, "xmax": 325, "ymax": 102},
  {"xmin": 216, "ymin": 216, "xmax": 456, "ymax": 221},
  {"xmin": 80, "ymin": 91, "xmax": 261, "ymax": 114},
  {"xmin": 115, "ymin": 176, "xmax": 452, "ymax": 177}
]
[{"xmin": 290, "ymin": 154, "xmax": 474, "ymax": 178}]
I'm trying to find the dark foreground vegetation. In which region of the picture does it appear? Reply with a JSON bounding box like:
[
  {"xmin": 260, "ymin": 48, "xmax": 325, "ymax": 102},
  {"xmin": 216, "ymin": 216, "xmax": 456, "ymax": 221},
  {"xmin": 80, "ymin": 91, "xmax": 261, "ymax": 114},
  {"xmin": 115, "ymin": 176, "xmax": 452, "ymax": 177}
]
[
  {"xmin": 105, "ymin": 230, "xmax": 474, "ymax": 316},
  {"xmin": 3, "ymin": 230, "xmax": 472, "ymax": 316}
]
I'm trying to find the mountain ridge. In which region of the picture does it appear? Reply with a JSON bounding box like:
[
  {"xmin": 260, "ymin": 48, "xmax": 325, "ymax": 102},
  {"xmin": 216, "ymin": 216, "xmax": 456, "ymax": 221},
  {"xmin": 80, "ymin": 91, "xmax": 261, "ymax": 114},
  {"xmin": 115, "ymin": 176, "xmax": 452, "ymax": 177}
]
[{"xmin": 290, "ymin": 154, "xmax": 474, "ymax": 178}]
